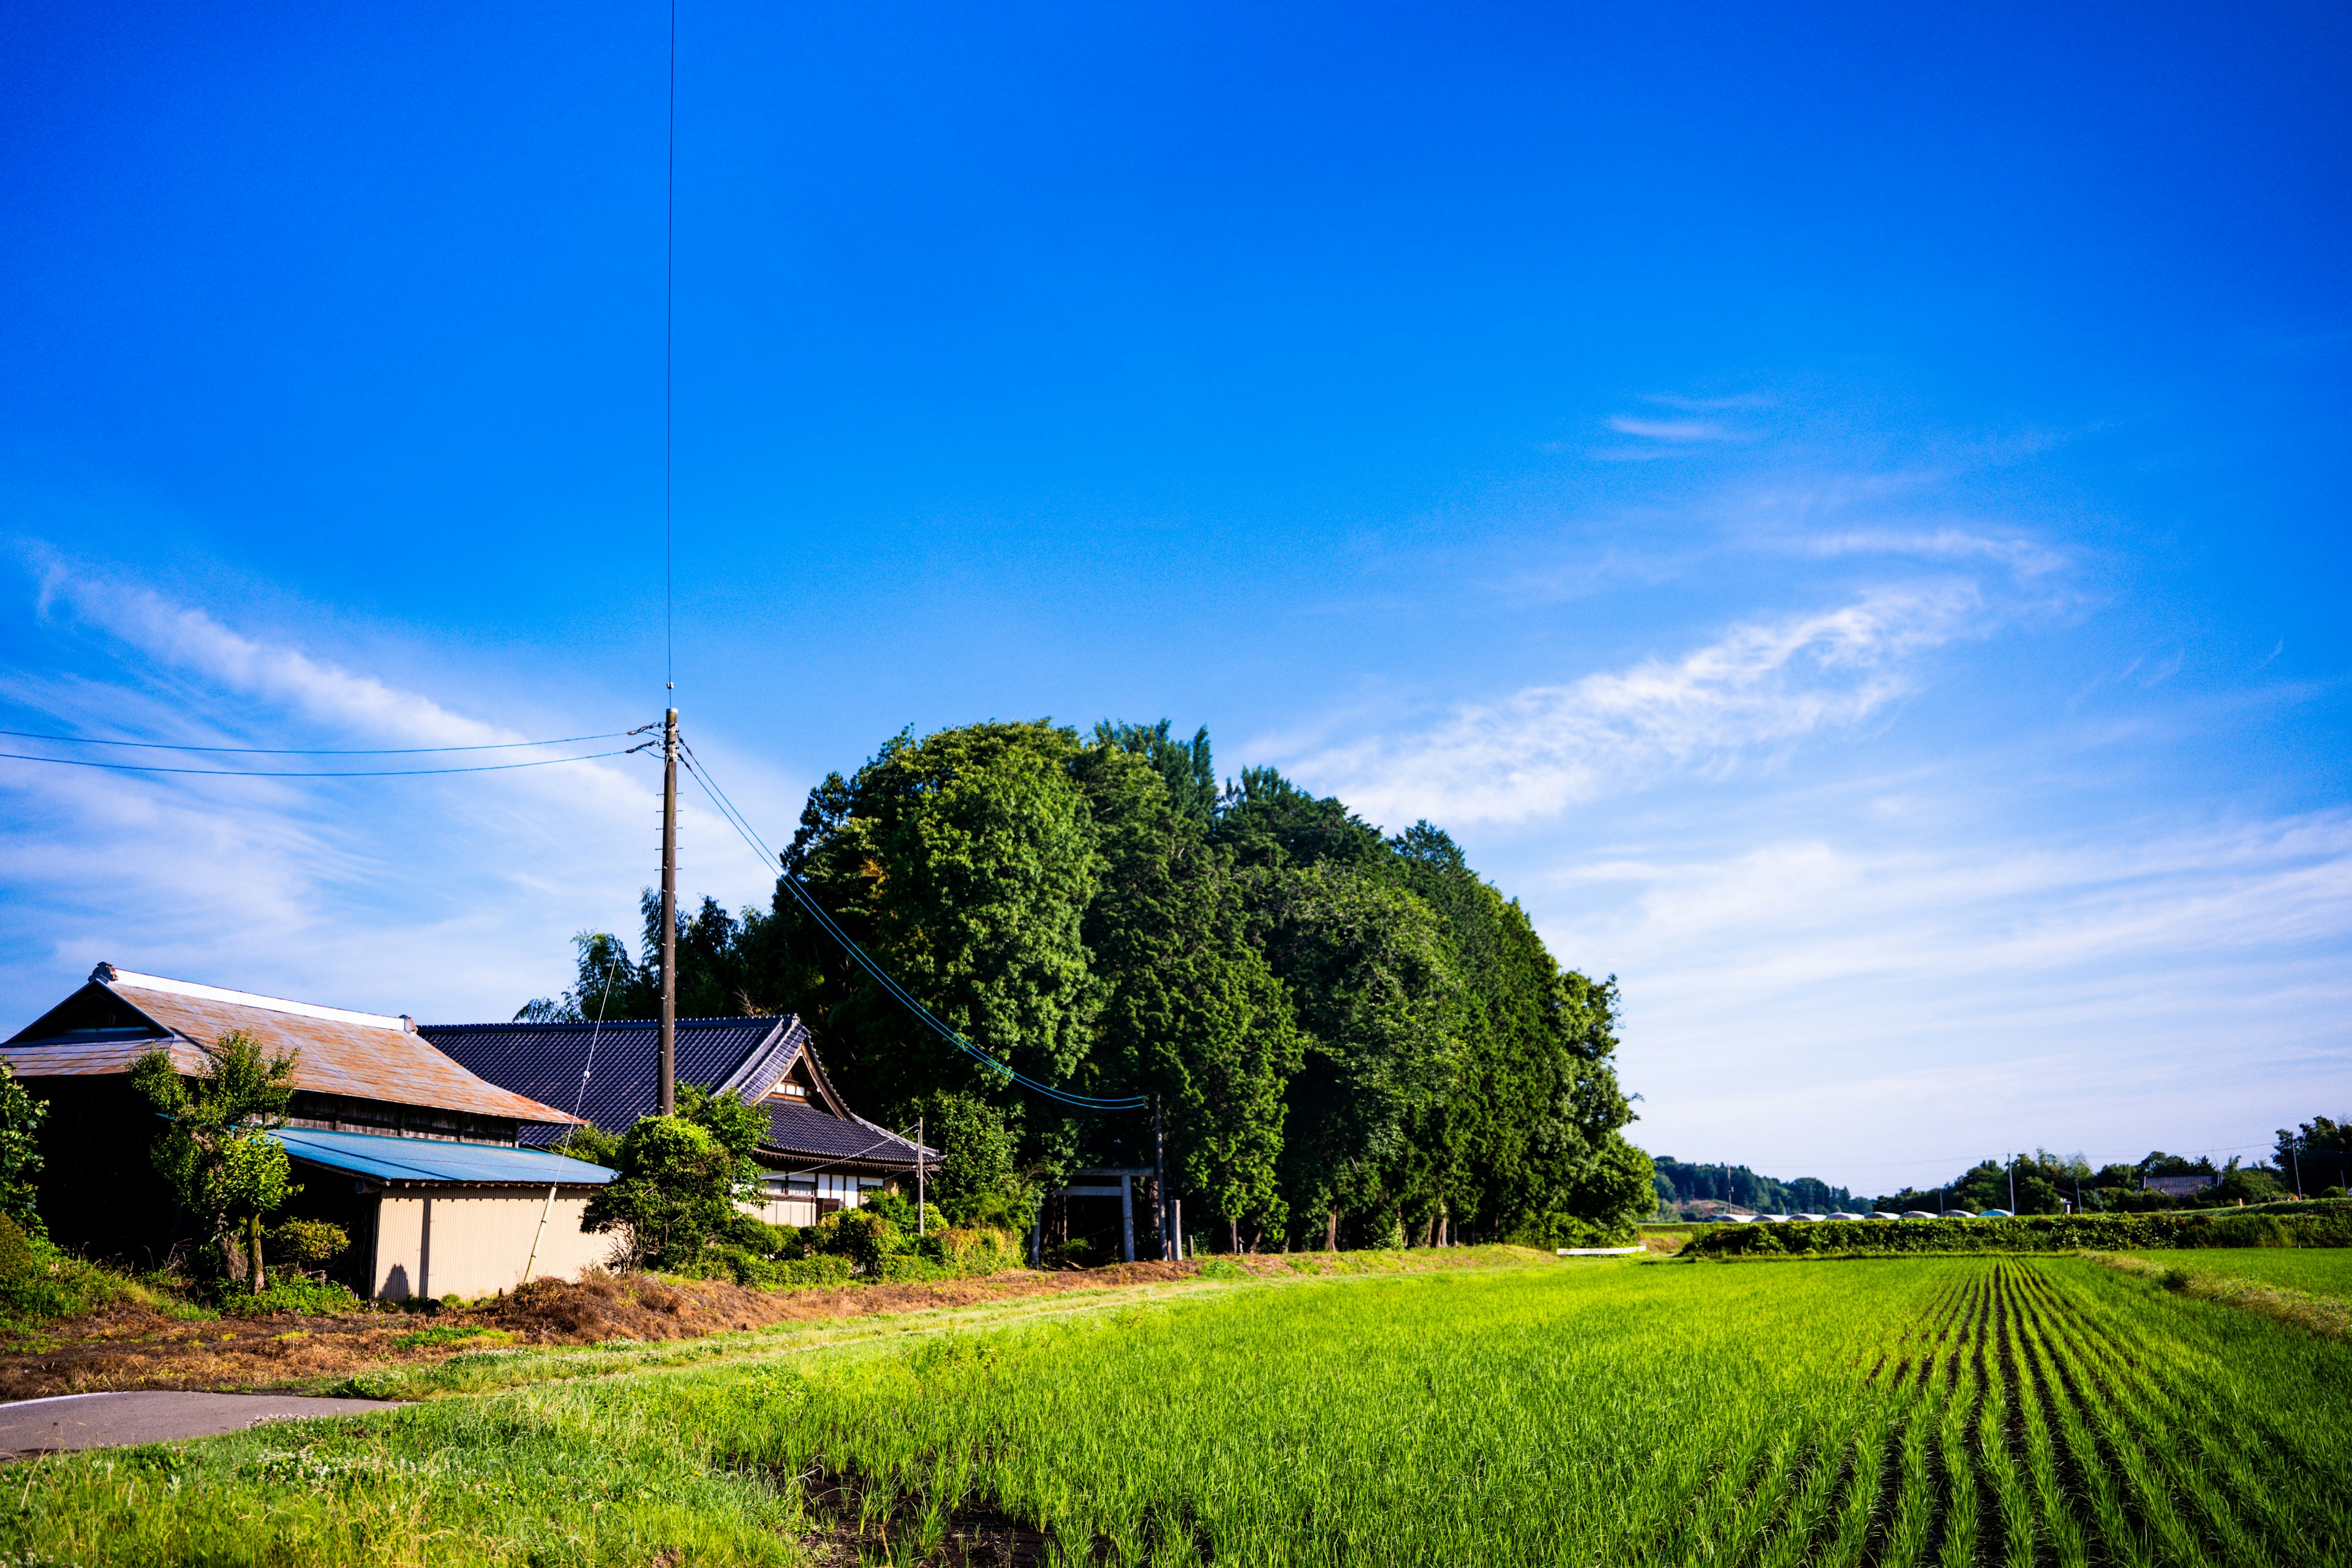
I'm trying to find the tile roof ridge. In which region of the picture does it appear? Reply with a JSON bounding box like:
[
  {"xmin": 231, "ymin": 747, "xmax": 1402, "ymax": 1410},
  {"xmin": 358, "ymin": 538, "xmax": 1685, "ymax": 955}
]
[{"xmin": 95, "ymin": 964, "xmax": 409, "ymax": 1032}]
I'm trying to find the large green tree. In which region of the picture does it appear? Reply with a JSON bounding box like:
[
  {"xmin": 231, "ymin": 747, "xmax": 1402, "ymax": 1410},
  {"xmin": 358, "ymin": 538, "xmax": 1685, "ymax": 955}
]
[{"xmin": 771, "ymin": 722, "xmax": 1106, "ymax": 1123}]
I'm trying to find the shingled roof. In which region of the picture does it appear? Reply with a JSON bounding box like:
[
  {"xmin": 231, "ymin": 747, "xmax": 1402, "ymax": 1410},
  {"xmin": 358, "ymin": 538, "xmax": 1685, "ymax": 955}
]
[
  {"xmin": 4, "ymin": 965, "xmax": 578, "ymax": 1128},
  {"xmin": 421, "ymin": 1015, "xmax": 930, "ymax": 1171}
]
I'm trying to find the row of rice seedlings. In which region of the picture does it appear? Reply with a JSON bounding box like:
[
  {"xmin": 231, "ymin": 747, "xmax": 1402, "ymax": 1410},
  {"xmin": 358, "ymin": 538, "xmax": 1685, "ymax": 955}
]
[
  {"xmin": 1932, "ymin": 1276, "xmax": 1986, "ymax": 1568},
  {"xmin": 2006, "ymin": 1268, "xmax": 2161, "ymax": 1568},
  {"xmin": 1971, "ymin": 1271, "xmax": 2035, "ymax": 1568},
  {"xmin": 2017, "ymin": 1263, "xmax": 2326, "ymax": 1567},
  {"xmin": 2048, "ymin": 1254, "xmax": 2350, "ymax": 1540},
  {"xmin": 1804, "ymin": 1400, "xmax": 1899, "ymax": 1568},
  {"xmin": 1997, "ymin": 1267, "xmax": 2089, "ymax": 1568}
]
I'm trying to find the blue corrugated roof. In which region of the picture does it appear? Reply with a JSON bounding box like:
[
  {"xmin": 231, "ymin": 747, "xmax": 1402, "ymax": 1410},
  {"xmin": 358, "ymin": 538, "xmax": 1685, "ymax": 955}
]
[{"xmin": 270, "ymin": 1126, "xmax": 616, "ymax": 1186}]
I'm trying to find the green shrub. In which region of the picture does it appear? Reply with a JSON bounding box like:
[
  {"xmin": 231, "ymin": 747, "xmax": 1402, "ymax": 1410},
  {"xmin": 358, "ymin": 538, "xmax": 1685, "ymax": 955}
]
[
  {"xmin": 0, "ymin": 1213, "xmax": 127, "ymax": 1328},
  {"xmin": 393, "ymin": 1323, "xmax": 516, "ymax": 1351},
  {"xmin": 770, "ymin": 1254, "xmax": 860, "ymax": 1287},
  {"xmin": 815, "ymin": 1208, "xmax": 900, "ymax": 1272},
  {"xmin": 220, "ymin": 1279, "xmax": 362, "ymax": 1317},
  {"xmin": 265, "ymin": 1219, "xmax": 349, "ymax": 1276},
  {"xmin": 700, "ymin": 1243, "xmax": 780, "ymax": 1287},
  {"xmin": 712, "ymin": 1210, "xmax": 789, "ymax": 1257},
  {"xmin": 1686, "ymin": 1199, "xmax": 2352, "ymax": 1258},
  {"xmin": 1506, "ymin": 1212, "xmax": 1638, "ymax": 1250},
  {"xmin": 921, "ymin": 1224, "xmax": 1019, "ymax": 1274}
]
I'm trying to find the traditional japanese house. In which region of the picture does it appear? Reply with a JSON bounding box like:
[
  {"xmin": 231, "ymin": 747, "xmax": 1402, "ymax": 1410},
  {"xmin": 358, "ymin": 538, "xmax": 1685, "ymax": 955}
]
[
  {"xmin": 2, "ymin": 965, "xmax": 615, "ymax": 1300},
  {"xmin": 420, "ymin": 1015, "xmax": 930, "ymax": 1227}
]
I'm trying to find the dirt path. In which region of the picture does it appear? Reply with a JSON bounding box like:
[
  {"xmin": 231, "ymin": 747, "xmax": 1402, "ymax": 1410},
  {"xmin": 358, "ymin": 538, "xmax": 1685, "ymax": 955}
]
[{"xmin": 0, "ymin": 1390, "xmax": 404, "ymax": 1457}]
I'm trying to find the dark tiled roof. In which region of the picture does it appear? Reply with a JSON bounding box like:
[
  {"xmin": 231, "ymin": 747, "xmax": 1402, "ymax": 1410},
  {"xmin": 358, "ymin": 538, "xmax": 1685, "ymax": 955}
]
[
  {"xmin": 761, "ymin": 1098, "xmax": 924, "ymax": 1170},
  {"xmin": 419, "ymin": 1016, "xmax": 800, "ymax": 1144}
]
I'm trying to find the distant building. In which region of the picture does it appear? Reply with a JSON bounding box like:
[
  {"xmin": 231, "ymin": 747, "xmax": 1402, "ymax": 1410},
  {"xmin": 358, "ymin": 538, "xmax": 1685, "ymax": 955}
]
[
  {"xmin": 421, "ymin": 1016, "xmax": 930, "ymax": 1228},
  {"xmin": 2142, "ymin": 1174, "xmax": 2218, "ymax": 1197},
  {"xmin": 3, "ymin": 965, "xmax": 612, "ymax": 1301}
]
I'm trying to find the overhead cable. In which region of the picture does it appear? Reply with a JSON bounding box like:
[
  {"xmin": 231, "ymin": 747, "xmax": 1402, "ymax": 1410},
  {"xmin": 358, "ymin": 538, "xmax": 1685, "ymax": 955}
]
[
  {"xmin": 0, "ymin": 727, "xmax": 632, "ymax": 755},
  {"xmin": 676, "ymin": 742, "xmax": 1146, "ymax": 1112},
  {"xmin": 0, "ymin": 747, "xmax": 644, "ymax": 779}
]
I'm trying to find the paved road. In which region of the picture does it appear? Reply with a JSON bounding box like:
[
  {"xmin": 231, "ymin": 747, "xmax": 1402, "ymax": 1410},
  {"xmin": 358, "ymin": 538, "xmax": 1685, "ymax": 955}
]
[{"xmin": 0, "ymin": 1391, "xmax": 405, "ymax": 1455}]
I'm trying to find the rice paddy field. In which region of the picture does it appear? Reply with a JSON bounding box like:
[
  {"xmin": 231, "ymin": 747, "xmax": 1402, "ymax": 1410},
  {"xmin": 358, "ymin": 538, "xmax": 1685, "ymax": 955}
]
[
  {"xmin": 7, "ymin": 1253, "xmax": 2349, "ymax": 1566},
  {"xmin": 2115, "ymin": 1245, "xmax": 2352, "ymax": 1297}
]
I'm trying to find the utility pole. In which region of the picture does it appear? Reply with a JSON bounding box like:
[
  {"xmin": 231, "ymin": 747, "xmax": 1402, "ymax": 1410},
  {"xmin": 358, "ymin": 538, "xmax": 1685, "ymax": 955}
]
[
  {"xmin": 2291, "ymin": 1139, "xmax": 2302, "ymax": 1199},
  {"xmin": 2008, "ymin": 1154, "xmax": 2016, "ymax": 1214},
  {"xmin": 659, "ymin": 706, "xmax": 679, "ymax": 1115},
  {"xmin": 917, "ymin": 1115, "xmax": 926, "ymax": 1237}
]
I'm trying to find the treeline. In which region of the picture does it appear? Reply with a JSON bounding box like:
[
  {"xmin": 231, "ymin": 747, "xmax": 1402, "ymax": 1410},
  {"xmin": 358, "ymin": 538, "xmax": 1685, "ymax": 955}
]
[
  {"xmin": 1653, "ymin": 1158, "xmax": 1857, "ymax": 1215},
  {"xmin": 1869, "ymin": 1128, "xmax": 2349, "ymax": 1216},
  {"xmin": 521, "ymin": 720, "xmax": 1654, "ymax": 1251},
  {"xmin": 1657, "ymin": 1122, "xmax": 2352, "ymax": 1221}
]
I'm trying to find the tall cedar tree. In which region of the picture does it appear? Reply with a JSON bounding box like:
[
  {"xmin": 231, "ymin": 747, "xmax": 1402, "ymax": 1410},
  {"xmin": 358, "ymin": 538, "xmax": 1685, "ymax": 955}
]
[{"xmin": 1073, "ymin": 736, "xmax": 1300, "ymax": 1242}]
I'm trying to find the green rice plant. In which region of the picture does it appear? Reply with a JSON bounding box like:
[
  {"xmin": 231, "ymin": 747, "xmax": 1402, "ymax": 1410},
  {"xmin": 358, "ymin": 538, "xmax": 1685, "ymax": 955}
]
[
  {"xmin": 3, "ymin": 1254, "xmax": 2347, "ymax": 1566},
  {"xmin": 1970, "ymin": 1278, "xmax": 2034, "ymax": 1568}
]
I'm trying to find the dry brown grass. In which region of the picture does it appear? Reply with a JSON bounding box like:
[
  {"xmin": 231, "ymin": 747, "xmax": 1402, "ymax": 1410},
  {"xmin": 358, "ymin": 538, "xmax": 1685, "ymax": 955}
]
[{"xmin": 0, "ymin": 1245, "xmax": 1552, "ymax": 1401}]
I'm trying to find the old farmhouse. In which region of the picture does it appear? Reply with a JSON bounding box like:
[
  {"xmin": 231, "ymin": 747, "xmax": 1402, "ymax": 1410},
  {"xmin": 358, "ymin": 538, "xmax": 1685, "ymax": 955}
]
[{"xmin": 2, "ymin": 965, "xmax": 615, "ymax": 1301}]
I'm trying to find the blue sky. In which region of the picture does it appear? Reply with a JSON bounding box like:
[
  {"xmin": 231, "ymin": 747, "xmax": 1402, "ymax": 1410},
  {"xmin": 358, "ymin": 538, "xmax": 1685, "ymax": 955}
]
[{"xmin": 3, "ymin": 2, "xmax": 2346, "ymax": 1193}]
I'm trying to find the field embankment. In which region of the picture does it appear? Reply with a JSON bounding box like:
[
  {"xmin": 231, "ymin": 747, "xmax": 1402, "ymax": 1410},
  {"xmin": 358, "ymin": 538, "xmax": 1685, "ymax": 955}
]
[
  {"xmin": 1686, "ymin": 1196, "xmax": 2352, "ymax": 1257},
  {"xmin": 6, "ymin": 1252, "xmax": 2348, "ymax": 1566},
  {"xmin": 2087, "ymin": 1250, "xmax": 2352, "ymax": 1338},
  {"xmin": 0, "ymin": 1245, "xmax": 1552, "ymax": 1401}
]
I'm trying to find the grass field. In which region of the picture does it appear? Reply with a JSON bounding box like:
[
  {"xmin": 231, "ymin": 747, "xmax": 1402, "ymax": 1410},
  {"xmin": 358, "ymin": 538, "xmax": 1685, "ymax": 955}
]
[
  {"xmin": 2117, "ymin": 1245, "xmax": 2352, "ymax": 1297},
  {"xmin": 6, "ymin": 1255, "xmax": 2348, "ymax": 1566}
]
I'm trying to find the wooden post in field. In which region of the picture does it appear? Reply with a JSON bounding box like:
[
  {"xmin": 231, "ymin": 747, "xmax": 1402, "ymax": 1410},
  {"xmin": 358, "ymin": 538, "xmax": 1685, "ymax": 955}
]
[{"xmin": 1120, "ymin": 1172, "xmax": 1134, "ymax": 1263}]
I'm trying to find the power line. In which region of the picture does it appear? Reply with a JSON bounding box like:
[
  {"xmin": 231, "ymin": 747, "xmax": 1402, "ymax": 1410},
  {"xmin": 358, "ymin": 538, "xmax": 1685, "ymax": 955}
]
[
  {"xmin": 663, "ymin": 0, "xmax": 677, "ymax": 696},
  {"xmin": 0, "ymin": 728, "xmax": 630, "ymax": 756},
  {"xmin": 0, "ymin": 746, "xmax": 646, "ymax": 779},
  {"xmin": 676, "ymin": 741, "xmax": 1147, "ymax": 1112}
]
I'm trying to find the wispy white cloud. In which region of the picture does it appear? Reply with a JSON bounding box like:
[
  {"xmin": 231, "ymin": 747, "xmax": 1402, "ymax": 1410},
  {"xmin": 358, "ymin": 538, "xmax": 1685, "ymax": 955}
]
[
  {"xmin": 1793, "ymin": 528, "xmax": 2068, "ymax": 578},
  {"xmin": 0, "ymin": 560, "xmax": 783, "ymax": 1022},
  {"xmin": 1605, "ymin": 415, "xmax": 1742, "ymax": 443},
  {"xmin": 1271, "ymin": 582, "xmax": 1983, "ymax": 827}
]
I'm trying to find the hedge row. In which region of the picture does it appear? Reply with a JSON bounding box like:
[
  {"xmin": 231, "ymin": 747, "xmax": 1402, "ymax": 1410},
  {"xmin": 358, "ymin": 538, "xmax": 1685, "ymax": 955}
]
[{"xmin": 1686, "ymin": 1199, "xmax": 2352, "ymax": 1257}]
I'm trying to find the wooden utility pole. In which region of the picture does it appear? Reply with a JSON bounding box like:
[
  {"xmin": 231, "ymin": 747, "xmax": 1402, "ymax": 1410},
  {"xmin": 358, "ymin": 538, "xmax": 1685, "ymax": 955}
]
[{"xmin": 659, "ymin": 706, "xmax": 679, "ymax": 1115}]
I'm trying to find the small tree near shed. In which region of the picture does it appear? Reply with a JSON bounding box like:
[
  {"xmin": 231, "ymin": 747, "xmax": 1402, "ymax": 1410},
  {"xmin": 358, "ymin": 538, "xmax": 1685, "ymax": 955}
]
[
  {"xmin": 130, "ymin": 1030, "xmax": 301, "ymax": 1292},
  {"xmin": 581, "ymin": 1084, "xmax": 765, "ymax": 1270}
]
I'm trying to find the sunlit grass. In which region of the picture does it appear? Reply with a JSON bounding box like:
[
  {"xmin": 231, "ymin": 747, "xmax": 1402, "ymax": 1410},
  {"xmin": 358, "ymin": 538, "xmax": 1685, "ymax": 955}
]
[{"xmin": 5, "ymin": 1256, "xmax": 2347, "ymax": 1566}]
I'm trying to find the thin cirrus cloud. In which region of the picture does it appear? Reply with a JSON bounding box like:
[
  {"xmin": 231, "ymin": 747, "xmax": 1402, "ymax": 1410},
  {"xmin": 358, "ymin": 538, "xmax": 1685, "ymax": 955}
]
[
  {"xmin": 0, "ymin": 559, "xmax": 780, "ymax": 1022},
  {"xmin": 1272, "ymin": 581, "xmax": 1985, "ymax": 829},
  {"xmin": 1605, "ymin": 415, "xmax": 1744, "ymax": 443},
  {"xmin": 1793, "ymin": 528, "xmax": 2069, "ymax": 578}
]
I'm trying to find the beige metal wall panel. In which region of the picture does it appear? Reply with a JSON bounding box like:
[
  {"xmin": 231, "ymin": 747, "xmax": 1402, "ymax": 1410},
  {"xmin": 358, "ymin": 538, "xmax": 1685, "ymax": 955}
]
[{"xmin": 368, "ymin": 1189, "xmax": 614, "ymax": 1301}]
